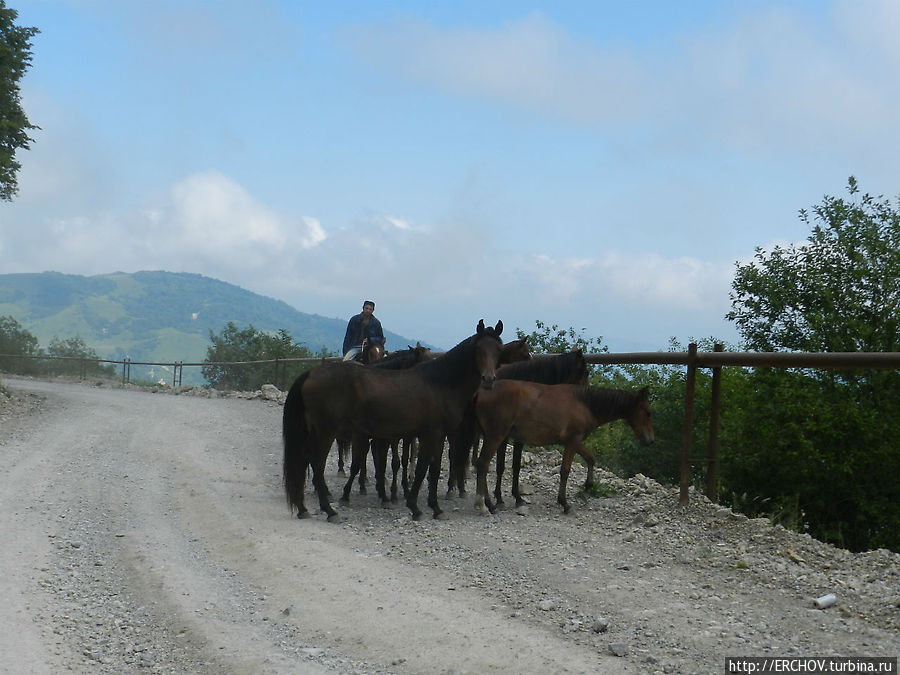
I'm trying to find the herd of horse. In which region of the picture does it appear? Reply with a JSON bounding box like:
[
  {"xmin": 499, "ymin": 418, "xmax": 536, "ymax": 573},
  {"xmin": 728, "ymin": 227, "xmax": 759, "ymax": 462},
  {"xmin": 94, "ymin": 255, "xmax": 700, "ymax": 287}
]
[{"xmin": 282, "ymin": 320, "xmax": 654, "ymax": 522}]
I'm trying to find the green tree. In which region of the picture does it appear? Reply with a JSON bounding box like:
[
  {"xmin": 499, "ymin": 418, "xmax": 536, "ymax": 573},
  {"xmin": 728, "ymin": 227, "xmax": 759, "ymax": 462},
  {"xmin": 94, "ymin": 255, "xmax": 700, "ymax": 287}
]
[
  {"xmin": 728, "ymin": 176, "xmax": 899, "ymax": 354},
  {"xmin": 0, "ymin": 1, "xmax": 40, "ymax": 201},
  {"xmin": 202, "ymin": 322, "xmax": 323, "ymax": 390},
  {"xmin": 45, "ymin": 335, "xmax": 116, "ymax": 377},
  {"xmin": 0, "ymin": 314, "xmax": 40, "ymax": 373},
  {"xmin": 515, "ymin": 319, "xmax": 607, "ymax": 355},
  {"xmin": 723, "ymin": 178, "xmax": 900, "ymax": 551}
]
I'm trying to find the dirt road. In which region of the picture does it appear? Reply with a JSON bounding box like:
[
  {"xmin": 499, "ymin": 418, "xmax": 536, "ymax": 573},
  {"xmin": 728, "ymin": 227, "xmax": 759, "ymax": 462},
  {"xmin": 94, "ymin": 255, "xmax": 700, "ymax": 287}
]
[{"xmin": 1, "ymin": 377, "xmax": 897, "ymax": 674}]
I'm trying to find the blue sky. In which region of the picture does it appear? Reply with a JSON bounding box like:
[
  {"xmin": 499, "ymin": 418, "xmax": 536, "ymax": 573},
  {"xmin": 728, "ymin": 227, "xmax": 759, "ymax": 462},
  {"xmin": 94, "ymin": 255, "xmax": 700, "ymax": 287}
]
[{"xmin": 3, "ymin": 0, "xmax": 899, "ymax": 351}]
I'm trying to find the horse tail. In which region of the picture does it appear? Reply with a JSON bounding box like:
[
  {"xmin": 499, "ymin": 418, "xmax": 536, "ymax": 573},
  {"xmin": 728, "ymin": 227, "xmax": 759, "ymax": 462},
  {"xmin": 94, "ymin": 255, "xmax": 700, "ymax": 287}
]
[{"xmin": 283, "ymin": 370, "xmax": 312, "ymax": 514}]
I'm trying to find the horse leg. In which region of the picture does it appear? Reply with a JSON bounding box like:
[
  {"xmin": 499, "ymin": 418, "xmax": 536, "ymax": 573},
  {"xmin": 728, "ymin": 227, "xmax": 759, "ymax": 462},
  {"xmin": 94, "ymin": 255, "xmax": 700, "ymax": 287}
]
[
  {"xmin": 493, "ymin": 440, "xmax": 507, "ymax": 508},
  {"xmin": 558, "ymin": 445, "xmax": 576, "ymax": 514},
  {"xmin": 446, "ymin": 430, "xmax": 459, "ymax": 498},
  {"xmin": 340, "ymin": 435, "xmax": 368, "ymax": 502},
  {"xmin": 294, "ymin": 456, "xmax": 311, "ymax": 519},
  {"xmin": 390, "ymin": 439, "xmax": 401, "ymax": 502},
  {"xmin": 473, "ymin": 436, "xmax": 499, "ymax": 515},
  {"xmin": 371, "ymin": 438, "xmax": 390, "ymax": 506},
  {"xmin": 401, "ymin": 438, "xmax": 411, "ymax": 499},
  {"xmin": 337, "ymin": 439, "xmax": 346, "ymax": 476},
  {"xmin": 358, "ymin": 439, "xmax": 368, "ymax": 494},
  {"xmin": 458, "ymin": 439, "xmax": 471, "ymax": 496},
  {"xmin": 410, "ymin": 438, "xmax": 418, "ymax": 476},
  {"xmin": 446, "ymin": 429, "xmax": 469, "ymax": 498},
  {"xmin": 426, "ymin": 448, "xmax": 446, "ymax": 520},
  {"xmin": 575, "ymin": 442, "xmax": 597, "ymax": 493},
  {"xmin": 457, "ymin": 435, "xmax": 481, "ymax": 497},
  {"xmin": 310, "ymin": 436, "xmax": 339, "ymax": 522},
  {"xmin": 407, "ymin": 436, "xmax": 438, "ymax": 520},
  {"xmin": 511, "ymin": 440, "xmax": 529, "ymax": 511}
]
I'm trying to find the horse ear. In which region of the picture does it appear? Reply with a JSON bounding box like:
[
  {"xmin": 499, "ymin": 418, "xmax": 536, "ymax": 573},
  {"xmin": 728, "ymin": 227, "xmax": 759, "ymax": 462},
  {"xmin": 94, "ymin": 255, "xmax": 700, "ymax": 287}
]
[
  {"xmin": 494, "ymin": 320, "xmax": 503, "ymax": 337},
  {"xmin": 477, "ymin": 319, "xmax": 486, "ymax": 335},
  {"xmin": 639, "ymin": 386, "xmax": 650, "ymax": 400}
]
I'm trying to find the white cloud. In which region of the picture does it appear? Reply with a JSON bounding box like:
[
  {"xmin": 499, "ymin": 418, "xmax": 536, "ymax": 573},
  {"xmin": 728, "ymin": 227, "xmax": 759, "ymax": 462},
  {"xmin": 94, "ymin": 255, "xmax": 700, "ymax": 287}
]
[
  {"xmin": 163, "ymin": 171, "xmax": 325, "ymax": 258},
  {"xmin": 381, "ymin": 215, "xmax": 418, "ymax": 231},
  {"xmin": 343, "ymin": 13, "xmax": 650, "ymax": 126},
  {"xmin": 169, "ymin": 171, "xmax": 287, "ymax": 249},
  {"xmin": 344, "ymin": 5, "xmax": 900, "ymax": 160}
]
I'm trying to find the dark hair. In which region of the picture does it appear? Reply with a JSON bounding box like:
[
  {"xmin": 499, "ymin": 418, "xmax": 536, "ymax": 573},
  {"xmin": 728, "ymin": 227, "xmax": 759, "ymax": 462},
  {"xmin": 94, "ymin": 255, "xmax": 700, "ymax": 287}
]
[{"xmin": 363, "ymin": 300, "xmax": 375, "ymax": 309}]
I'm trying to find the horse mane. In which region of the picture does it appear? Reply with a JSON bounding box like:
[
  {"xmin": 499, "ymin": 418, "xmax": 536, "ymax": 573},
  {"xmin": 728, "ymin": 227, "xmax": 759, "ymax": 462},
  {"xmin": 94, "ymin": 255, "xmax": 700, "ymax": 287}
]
[
  {"xmin": 374, "ymin": 346, "xmax": 431, "ymax": 370},
  {"xmin": 498, "ymin": 349, "xmax": 587, "ymax": 385},
  {"xmin": 574, "ymin": 385, "xmax": 642, "ymax": 418},
  {"xmin": 417, "ymin": 325, "xmax": 502, "ymax": 385}
]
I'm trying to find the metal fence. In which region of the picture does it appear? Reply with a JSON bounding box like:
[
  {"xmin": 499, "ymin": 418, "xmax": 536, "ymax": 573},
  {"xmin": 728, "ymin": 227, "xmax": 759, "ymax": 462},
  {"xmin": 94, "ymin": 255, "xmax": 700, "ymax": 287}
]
[
  {"xmin": 584, "ymin": 347, "xmax": 900, "ymax": 504},
  {"xmin": 0, "ymin": 353, "xmax": 343, "ymax": 388},
  {"xmin": 4, "ymin": 348, "xmax": 899, "ymax": 505}
]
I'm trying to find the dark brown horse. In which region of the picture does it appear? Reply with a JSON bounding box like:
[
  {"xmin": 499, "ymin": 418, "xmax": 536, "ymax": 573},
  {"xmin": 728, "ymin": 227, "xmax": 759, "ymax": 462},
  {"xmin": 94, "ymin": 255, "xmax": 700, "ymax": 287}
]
[
  {"xmin": 283, "ymin": 320, "xmax": 504, "ymax": 521},
  {"xmin": 339, "ymin": 343, "xmax": 434, "ymax": 503},
  {"xmin": 341, "ymin": 337, "xmax": 530, "ymax": 507},
  {"xmin": 336, "ymin": 342, "xmax": 431, "ymax": 478},
  {"xmin": 447, "ymin": 349, "xmax": 588, "ymax": 502},
  {"xmin": 473, "ymin": 382, "xmax": 653, "ymax": 514},
  {"xmin": 336, "ymin": 338, "xmax": 387, "ymax": 478}
]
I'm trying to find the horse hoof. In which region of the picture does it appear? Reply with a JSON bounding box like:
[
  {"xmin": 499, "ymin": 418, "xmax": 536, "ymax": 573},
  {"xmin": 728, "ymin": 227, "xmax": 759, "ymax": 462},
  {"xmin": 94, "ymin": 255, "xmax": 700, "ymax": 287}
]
[
  {"xmin": 411, "ymin": 512, "xmax": 424, "ymax": 521},
  {"xmin": 339, "ymin": 495, "xmax": 350, "ymax": 503},
  {"xmin": 359, "ymin": 486, "xmax": 367, "ymax": 495},
  {"xmin": 434, "ymin": 511, "xmax": 448, "ymax": 520},
  {"xmin": 381, "ymin": 501, "xmax": 392, "ymax": 509},
  {"xmin": 337, "ymin": 469, "xmax": 346, "ymax": 477},
  {"xmin": 297, "ymin": 510, "xmax": 312, "ymax": 520},
  {"xmin": 515, "ymin": 504, "xmax": 529, "ymax": 516},
  {"xmin": 327, "ymin": 513, "xmax": 342, "ymax": 523}
]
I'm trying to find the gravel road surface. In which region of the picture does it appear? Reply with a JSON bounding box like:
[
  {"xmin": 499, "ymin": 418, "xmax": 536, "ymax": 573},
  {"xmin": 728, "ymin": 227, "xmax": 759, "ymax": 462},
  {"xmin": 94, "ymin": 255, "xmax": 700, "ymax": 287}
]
[{"xmin": 1, "ymin": 376, "xmax": 897, "ymax": 674}]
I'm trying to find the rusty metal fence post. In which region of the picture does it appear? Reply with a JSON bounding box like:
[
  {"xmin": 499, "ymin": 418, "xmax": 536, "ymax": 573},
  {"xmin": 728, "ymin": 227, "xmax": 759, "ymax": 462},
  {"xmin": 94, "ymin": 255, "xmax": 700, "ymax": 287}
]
[
  {"xmin": 679, "ymin": 343, "xmax": 698, "ymax": 505},
  {"xmin": 706, "ymin": 343, "xmax": 723, "ymax": 502}
]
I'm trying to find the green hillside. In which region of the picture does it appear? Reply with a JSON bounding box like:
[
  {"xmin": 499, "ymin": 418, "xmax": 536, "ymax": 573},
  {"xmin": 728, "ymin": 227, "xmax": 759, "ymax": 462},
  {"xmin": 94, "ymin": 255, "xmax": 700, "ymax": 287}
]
[{"xmin": 0, "ymin": 271, "xmax": 426, "ymax": 384}]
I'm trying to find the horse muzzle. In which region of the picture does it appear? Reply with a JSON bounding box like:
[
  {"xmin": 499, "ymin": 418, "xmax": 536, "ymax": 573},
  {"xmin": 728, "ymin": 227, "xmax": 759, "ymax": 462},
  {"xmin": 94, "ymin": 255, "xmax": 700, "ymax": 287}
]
[{"xmin": 480, "ymin": 374, "xmax": 496, "ymax": 390}]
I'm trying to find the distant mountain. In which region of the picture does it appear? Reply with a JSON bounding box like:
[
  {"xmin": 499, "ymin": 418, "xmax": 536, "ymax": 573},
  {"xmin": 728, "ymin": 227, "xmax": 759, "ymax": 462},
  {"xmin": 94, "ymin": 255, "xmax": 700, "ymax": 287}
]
[{"xmin": 0, "ymin": 271, "xmax": 426, "ymax": 384}]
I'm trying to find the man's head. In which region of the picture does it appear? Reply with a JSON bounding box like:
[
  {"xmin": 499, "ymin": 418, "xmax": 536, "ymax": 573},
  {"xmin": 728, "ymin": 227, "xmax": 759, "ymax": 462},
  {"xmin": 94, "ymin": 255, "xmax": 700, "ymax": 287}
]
[{"xmin": 362, "ymin": 301, "xmax": 375, "ymax": 314}]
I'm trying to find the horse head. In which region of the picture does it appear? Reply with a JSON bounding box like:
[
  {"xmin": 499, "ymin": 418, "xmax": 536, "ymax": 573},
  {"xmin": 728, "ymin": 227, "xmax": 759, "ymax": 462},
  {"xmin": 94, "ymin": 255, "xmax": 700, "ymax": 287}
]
[
  {"xmin": 475, "ymin": 319, "xmax": 504, "ymax": 390},
  {"xmin": 357, "ymin": 339, "xmax": 385, "ymax": 364},
  {"xmin": 499, "ymin": 337, "xmax": 531, "ymax": 365},
  {"xmin": 628, "ymin": 386, "xmax": 654, "ymax": 446},
  {"xmin": 411, "ymin": 342, "xmax": 433, "ymax": 362}
]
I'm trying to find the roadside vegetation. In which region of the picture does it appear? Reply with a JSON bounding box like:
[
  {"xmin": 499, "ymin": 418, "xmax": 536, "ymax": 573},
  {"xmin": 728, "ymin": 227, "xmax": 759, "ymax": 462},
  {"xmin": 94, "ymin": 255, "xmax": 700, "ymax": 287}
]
[
  {"xmin": 519, "ymin": 178, "xmax": 899, "ymax": 553},
  {"xmin": 201, "ymin": 321, "xmax": 334, "ymax": 391}
]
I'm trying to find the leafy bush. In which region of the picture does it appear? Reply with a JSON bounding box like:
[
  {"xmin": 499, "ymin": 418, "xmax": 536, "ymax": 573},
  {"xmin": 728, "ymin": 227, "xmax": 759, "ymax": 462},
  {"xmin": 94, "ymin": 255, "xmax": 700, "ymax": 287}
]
[
  {"xmin": 203, "ymin": 322, "xmax": 331, "ymax": 390},
  {"xmin": 44, "ymin": 336, "xmax": 116, "ymax": 378},
  {"xmin": 0, "ymin": 315, "xmax": 41, "ymax": 374}
]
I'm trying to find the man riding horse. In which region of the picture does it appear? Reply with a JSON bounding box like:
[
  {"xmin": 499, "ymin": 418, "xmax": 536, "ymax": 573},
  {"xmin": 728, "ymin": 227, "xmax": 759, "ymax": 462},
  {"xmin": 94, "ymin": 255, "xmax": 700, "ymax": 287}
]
[{"xmin": 342, "ymin": 300, "xmax": 385, "ymax": 361}]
